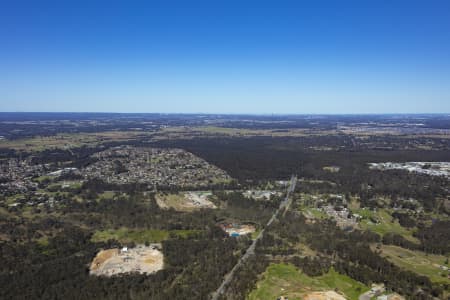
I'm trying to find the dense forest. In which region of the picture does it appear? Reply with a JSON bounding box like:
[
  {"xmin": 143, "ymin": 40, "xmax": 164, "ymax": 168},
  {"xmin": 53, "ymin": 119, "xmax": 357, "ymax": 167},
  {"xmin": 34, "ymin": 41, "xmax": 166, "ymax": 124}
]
[{"xmin": 0, "ymin": 192, "xmax": 261, "ymax": 299}]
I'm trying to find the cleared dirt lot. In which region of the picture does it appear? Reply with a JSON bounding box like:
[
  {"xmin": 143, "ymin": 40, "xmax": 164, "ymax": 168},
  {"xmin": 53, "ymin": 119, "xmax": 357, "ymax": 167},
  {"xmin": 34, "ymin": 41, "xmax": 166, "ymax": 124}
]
[
  {"xmin": 156, "ymin": 191, "xmax": 216, "ymax": 211},
  {"xmin": 303, "ymin": 291, "xmax": 347, "ymax": 300},
  {"xmin": 90, "ymin": 244, "xmax": 163, "ymax": 276}
]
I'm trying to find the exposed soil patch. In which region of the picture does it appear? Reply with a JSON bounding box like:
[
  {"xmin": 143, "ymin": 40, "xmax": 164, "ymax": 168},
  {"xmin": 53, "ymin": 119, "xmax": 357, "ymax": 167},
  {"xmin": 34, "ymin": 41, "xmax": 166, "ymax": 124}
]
[
  {"xmin": 303, "ymin": 291, "xmax": 347, "ymax": 300},
  {"xmin": 156, "ymin": 191, "xmax": 216, "ymax": 211},
  {"xmin": 90, "ymin": 244, "xmax": 163, "ymax": 276}
]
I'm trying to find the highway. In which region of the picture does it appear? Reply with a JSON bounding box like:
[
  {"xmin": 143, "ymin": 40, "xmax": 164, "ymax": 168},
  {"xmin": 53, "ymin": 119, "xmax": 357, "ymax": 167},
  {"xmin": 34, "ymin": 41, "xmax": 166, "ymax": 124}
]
[{"xmin": 211, "ymin": 175, "xmax": 297, "ymax": 300}]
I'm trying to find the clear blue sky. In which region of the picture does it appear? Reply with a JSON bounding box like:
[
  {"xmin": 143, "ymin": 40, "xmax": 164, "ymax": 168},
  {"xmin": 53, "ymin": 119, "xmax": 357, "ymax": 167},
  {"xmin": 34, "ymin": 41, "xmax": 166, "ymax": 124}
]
[{"xmin": 1, "ymin": 0, "xmax": 450, "ymax": 114}]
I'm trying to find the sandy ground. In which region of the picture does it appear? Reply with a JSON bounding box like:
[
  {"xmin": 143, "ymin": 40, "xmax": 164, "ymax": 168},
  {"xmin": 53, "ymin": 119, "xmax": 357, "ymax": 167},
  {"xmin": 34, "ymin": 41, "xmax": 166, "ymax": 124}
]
[
  {"xmin": 303, "ymin": 291, "xmax": 347, "ymax": 300},
  {"xmin": 90, "ymin": 245, "xmax": 163, "ymax": 276},
  {"xmin": 155, "ymin": 196, "xmax": 169, "ymax": 209},
  {"xmin": 243, "ymin": 190, "xmax": 280, "ymax": 200},
  {"xmin": 185, "ymin": 192, "xmax": 216, "ymax": 209},
  {"xmin": 90, "ymin": 249, "xmax": 118, "ymax": 268}
]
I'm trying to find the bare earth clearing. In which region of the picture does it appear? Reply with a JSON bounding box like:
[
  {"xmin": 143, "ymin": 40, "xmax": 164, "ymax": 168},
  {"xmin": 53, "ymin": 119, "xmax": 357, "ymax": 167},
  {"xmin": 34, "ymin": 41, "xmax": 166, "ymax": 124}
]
[
  {"xmin": 303, "ymin": 291, "xmax": 347, "ymax": 300},
  {"xmin": 90, "ymin": 245, "xmax": 163, "ymax": 276},
  {"xmin": 156, "ymin": 191, "xmax": 216, "ymax": 211}
]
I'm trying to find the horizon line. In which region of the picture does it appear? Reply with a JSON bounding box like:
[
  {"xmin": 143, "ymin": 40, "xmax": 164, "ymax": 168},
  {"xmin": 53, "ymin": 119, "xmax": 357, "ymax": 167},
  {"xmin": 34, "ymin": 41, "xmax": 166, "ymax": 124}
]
[{"xmin": 1, "ymin": 111, "xmax": 450, "ymax": 116}]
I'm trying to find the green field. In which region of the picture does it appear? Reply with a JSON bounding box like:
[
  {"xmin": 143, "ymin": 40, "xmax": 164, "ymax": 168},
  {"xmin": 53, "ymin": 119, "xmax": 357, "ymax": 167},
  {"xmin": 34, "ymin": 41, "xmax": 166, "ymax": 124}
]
[
  {"xmin": 211, "ymin": 177, "xmax": 233, "ymax": 185},
  {"xmin": 306, "ymin": 207, "xmax": 328, "ymax": 219},
  {"xmin": 297, "ymin": 194, "xmax": 329, "ymax": 220},
  {"xmin": 36, "ymin": 236, "xmax": 50, "ymax": 247},
  {"xmin": 376, "ymin": 245, "xmax": 450, "ymax": 284},
  {"xmin": 248, "ymin": 263, "xmax": 369, "ymax": 300},
  {"xmin": 33, "ymin": 175, "xmax": 53, "ymax": 183},
  {"xmin": 47, "ymin": 181, "xmax": 81, "ymax": 191},
  {"xmin": 251, "ymin": 229, "xmax": 261, "ymax": 240},
  {"xmin": 98, "ymin": 191, "xmax": 116, "ymax": 200},
  {"xmin": 355, "ymin": 208, "xmax": 419, "ymax": 243},
  {"xmin": 91, "ymin": 228, "xmax": 200, "ymax": 244}
]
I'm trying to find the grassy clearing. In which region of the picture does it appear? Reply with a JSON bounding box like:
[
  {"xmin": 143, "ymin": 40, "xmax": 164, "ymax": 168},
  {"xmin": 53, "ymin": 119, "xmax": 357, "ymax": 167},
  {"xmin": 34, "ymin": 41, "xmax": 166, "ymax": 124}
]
[
  {"xmin": 44, "ymin": 180, "xmax": 83, "ymax": 191},
  {"xmin": 156, "ymin": 192, "xmax": 186, "ymax": 210},
  {"xmin": 375, "ymin": 245, "xmax": 449, "ymax": 284},
  {"xmin": 307, "ymin": 208, "xmax": 328, "ymax": 219},
  {"xmin": 297, "ymin": 202, "xmax": 328, "ymax": 220},
  {"xmin": 248, "ymin": 263, "xmax": 369, "ymax": 300},
  {"xmin": 36, "ymin": 236, "xmax": 49, "ymax": 247},
  {"xmin": 91, "ymin": 228, "xmax": 200, "ymax": 244},
  {"xmin": 355, "ymin": 208, "xmax": 419, "ymax": 243},
  {"xmin": 211, "ymin": 177, "xmax": 233, "ymax": 185},
  {"xmin": 33, "ymin": 175, "xmax": 53, "ymax": 183},
  {"xmin": 6, "ymin": 194, "xmax": 24, "ymax": 205},
  {"xmin": 251, "ymin": 229, "xmax": 261, "ymax": 240},
  {"xmin": 59, "ymin": 181, "xmax": 82, "ymax": 189},
  {"xmin": 98, "ymin": 191, "xmax": 116, "ymax": 200}
]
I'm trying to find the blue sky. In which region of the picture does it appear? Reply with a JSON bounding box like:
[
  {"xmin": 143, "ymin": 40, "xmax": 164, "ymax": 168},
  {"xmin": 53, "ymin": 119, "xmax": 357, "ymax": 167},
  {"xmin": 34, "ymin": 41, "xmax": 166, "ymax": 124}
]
[{"xmin": 1, "ymin": 0, "xmax": 450, "ymax": 113}]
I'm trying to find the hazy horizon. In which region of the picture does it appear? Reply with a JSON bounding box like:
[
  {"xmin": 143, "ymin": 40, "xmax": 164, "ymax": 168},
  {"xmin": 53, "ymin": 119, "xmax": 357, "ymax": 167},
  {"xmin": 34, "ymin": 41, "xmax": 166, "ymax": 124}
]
[{"xmin": 2, "ymin": 110, "xmax": 450, "ymax": 115}]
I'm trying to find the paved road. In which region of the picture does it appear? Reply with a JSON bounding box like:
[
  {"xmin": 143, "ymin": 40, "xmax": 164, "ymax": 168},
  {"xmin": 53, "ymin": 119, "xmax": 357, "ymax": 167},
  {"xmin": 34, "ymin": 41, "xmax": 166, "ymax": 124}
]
[{"xmin": 211, "ymin": 175, "xmax": 297, "ymax": 300}]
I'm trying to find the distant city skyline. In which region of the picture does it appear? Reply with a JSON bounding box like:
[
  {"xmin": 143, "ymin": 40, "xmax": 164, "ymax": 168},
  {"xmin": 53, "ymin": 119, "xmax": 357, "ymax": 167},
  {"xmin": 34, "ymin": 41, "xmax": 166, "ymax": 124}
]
[{"xmin": 1, "ymin": 1, "xmax": 450, "ymax": 113}]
